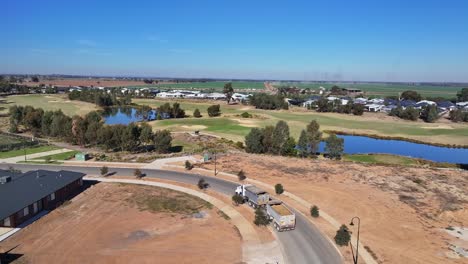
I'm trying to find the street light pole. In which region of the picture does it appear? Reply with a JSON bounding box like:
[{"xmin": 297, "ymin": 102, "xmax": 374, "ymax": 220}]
[
  {"xmin": 349, "ymin": 216, "xmax": 361, "ymax": 264},
  {"xmin": 214, "ymin": 151, "xmax": 218, "ymax": 176}
]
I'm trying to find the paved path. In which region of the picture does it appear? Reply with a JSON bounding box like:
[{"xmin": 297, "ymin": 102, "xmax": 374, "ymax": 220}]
[
  {"xmin": 84, "ymin": 176, "xmax": 284, "ymax": 264},
  {"xmin": 0, "ymin": 148, "xmax": 70, "ymax": 163},
  {"xmin": 143, "ymin": 155, "xmax": 200, "ymax": 169}
]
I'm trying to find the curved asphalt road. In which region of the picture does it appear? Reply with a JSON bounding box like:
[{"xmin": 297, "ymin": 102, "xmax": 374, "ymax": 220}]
[{"xmin": 0, "ymin": 163, "xmax": 342, "ymax": 264}]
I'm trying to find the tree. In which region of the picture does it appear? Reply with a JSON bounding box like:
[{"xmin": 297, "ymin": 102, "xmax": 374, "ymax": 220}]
[
  {"xmin": 223, "ymin": 82, "xmax": 234, "ymax": 103},
  {"xmin": 310, "ymin": 205, "xmax": 319, "ymax": 218},
  {"xmin": 153, "ymin": 130, "xmax": 172, "ymax": 153},
  {"xmin": 100, "ymin": 166, "xmax": 109, "ymax": 176},
  {"xmin": 334, "ymin": 225, "xmax": 351, "ymax": 246},
  {"xmin": 171, "ymin": 102, "xmax": 185, "ymax": 118},
  {"xmin": 275, "ymin": 183, "xmax": 284, "ymax": 195},
  {"xmin": 402, "ymin": 107, "xmax": 420, "ymax": 121},
  {"xmin": 457, "ymin": 88, "xmax": 468, "ymax": 102},
  {"xmin": 31, "ymin": 76, "xmax": 39, "ymax": 82},
  {"xmin": 232, "ymin": 194, "xmax": 244, "ymax": 205},
  {"xmin": 193, "ymin": 108, "xmax": 202, "ymax": 118},
  {"xmin": 134, "ymin": 169, "xmax": 143, "ymax": 179},
  {"xmin": 352, "ymin": 104, "xmax": 364, "ymax": 116},
  {"xmin": 197, "ymin": 178, "xmax": 209, "ymax": 190},
  {"xmin": 254, "ymin": 208, "xmax": 271, "ymax": 226},
  {"xmin": 237, "ymin": 170, "xmax": 246, "ymax": 181},
  {"xmin": 401, "ymin": 90, "xmax": 422, "ymax": 101},
  {"xmin": 207, "ymin": 104, "xmax": 221, "ymax": 117},
  {"xmin": 245, "ymin": 128, "xmax": 265, "ymax": 153},
  {"xmin": 305, "ymin": 120, "xmax": 322, "ymax": 156},
  {"xmin": 139, "ymin": 122, "xmax": 154, "ymax": 147},
  {"xmin": 325, "ymin": 134, "xmax": 344, "ymax": 159},
  {"xmin": 156, "ymin": 112, "xmax": 163, "ymax": 120},
  {"xmin": 44, "ymin": 156, "xmax": 52, "ymax": 163},
  {"xmin": 421, "ymin": 105, "xmax": 439, "ymax": 123},
  {"xmin": 282, "ymin": 136, "xmax": 297, "ymax": 156},
  {"xmin": 449, "ymin": 109, "xmax": 467, "ymax": 122},
  {"xmin": 261, "ymin": 125, "xmax": 274, "ymax": 153},
  {"xmin": 297, "ymin": 129, "xmax": 308, "ymax": 157},
  {"xmin": 249, "ymin": 93, "xmax": 288, "ymax": 110},
  {"xmin": 185, "ymin": 160, "xmax": 193, "ymax": 170},
  {"xmin": 271, "ymin": 121, "xmax": 290, "ymax": 155}
]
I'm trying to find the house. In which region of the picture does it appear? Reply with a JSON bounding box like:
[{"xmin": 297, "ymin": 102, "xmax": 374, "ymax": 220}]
[
  {"xmin": 303, "ymin": 95, "xmax": 322, "ymax": 108},
  {"xmin": 231, "ymin": 93, "xmax": 249, "ymax": 102},
  {"xmin": 156, "ymin": 91, "xmax": 185, "ymax": 98},
  {"xmin": 456, "ymin": 102, "xmax": 468, "ymax": 109},
  {"xmin": 205, "ymin": 93, "xmax": 226, "ymax": 100},
  {"xmin": 436, "ymin": 101, "xmax": 456, "ymax": 111},
  {"xmin": 353, "ymin": 98, "xmax": 368, "ymax": 105},
  {"xmin": 384, "ymin": 98, "xmax": 399, "ymax": 106},
  {"xmin": 367, "ymin": 98, "xmax": 384, "ymax": 104},
  {"xmin": 0, "ymin": 169, "xmax": 85, "ymax": 228},
  {"xmin": 365, "ymin": 103, "xmax": 384, "ymax": 112},
  {"xmin": 341, "ymin": 88, "xmax": 363, "ymax": 96},
  {"xmin": 399, "ymin": 100, "xmax": 416, "ymax": 108},
  {"xmin": 415, "ymin": 100, "xmax": 436, "ymax": 109}
]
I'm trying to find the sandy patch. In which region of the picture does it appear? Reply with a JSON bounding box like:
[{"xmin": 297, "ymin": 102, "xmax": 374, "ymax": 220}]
[
  {"xmin": 181, "ymin": 125, "xmax": 207, "ymax": 130},
  {"xmin": 231, "ymin": 118, "xmax": 259, "ymax": 127}
]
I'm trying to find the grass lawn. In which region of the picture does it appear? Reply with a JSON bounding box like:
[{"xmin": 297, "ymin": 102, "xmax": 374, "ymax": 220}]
[
  {"xmin": 0, "ymin": 145, "xmax": 60, "ymax": 159},
  {"xmin": 0, "ymin": 134, "xmax": 22, "ymax": 145},
  {"xmin": 344, "ymin": 154, "xmax": 417, "ymax": 166},
  {"xmin": 0, "ymin": 94, "xmax": 98, "ymax": 116},
  {"xmin": 17, "ymin": 160, "xmax": 63, "ymax": 165},
  {"xmin": 135, "ymin": 98, "xmax": 468, "ymax": 145},
  {"xmin": 32, "ymin": 150, "xmax": 79, "ymax": 161}
]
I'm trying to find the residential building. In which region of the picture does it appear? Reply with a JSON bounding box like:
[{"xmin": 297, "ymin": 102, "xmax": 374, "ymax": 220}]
[{"xmin": 0, "ymin": 169, "xmax": 85, "ymax": 228}]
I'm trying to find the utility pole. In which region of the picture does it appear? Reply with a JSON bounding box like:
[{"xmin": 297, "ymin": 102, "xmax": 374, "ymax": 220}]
[
  {"xmin": 213, "ymin": 151, "xmax": 218, "ymax": 176},
  {"xmin": 349, "ymin": 216, "xmax": 361, "ymax": 264}
]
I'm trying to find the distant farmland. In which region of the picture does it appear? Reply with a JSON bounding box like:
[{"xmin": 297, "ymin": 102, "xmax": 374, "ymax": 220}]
[
  {"xmin": 129, "ymin": 81, "xmax": 265, "ymax": 90},
  {"xmin": 273, "ymin": 82, "xmax": 463, "ymax": 98}
]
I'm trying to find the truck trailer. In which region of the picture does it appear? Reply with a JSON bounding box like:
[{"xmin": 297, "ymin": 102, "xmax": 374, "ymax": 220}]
[
  {"xmin": 235, "ymin": 184, "xmax": 270, "ymax": 208},
  {"xmin": 267, "ymin": 199, "xmax": 296, "ymax": 231}
]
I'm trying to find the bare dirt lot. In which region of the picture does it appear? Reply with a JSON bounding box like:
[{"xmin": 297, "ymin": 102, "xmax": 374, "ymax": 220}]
[
  {"xmin": 0, "ymin": 183, "xmax": 241, "ymax": 264},
  {"xmin": 24, "ymin": 79, "xmax": 171, "ymax": 87},
  {"xmin": 200, "ymin": 153, "xmax": 468, "ymax": 264}
]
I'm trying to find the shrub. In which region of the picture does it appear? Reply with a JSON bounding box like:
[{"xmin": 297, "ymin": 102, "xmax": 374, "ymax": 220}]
[
  {"xmin": 193, "ymin": 108, "xmax": 202, "ymax": 118},
  {"xmin": 197, "ymin": 178, "xmax": 209, "ymax": 190},
  {"xmin": 235, "ymin": 141, "xmax": 244, "ymax": 149},
  {"xmin": 44, "ymin": 156, "xmax": 52, "ymax": 163},
  {"xmin": 310, "ymin": 205, "xmax": 319, "ymax": 218},
  {"xmin": 241, "ymin": 112, "xmax": 252, "ymax": 118},
  {"xmin": 185, "ymin": 160, "xmax": 193, "ymax": 170},
  {"xmin": 275, "ymin": 183, "xmax": 284, "ymax": 195},
  {"xmin": 232, "ymin": 194, "xmax": 244, "ymax": 205},
  {"xmin": 254, "ymin": 208, "xmax": 271, "ymax": 226},
  {"xmin": 134, "ymin": 169, "xmax": 143, "ymax": 178},
  {"xmin": 153, "ymin": 130, "xmax": 172, "ymax": 153},
  {"xmin": 207, "ymin": 104, "xmax": 221, "ymax": 117},
  {"xmin": 334, "ymin": 225, "xmax": 351, "ymax": 246},
  {"xmin": 237, "ymin": 170, "xmax": 246, "ymax": 181},
  {"xmin": 100, "ymin": 166, "xmax": 109, "ymax": 176},
  {"xmin": 249, "ymin": 93, "xmax": 288, "ymax": 110}
]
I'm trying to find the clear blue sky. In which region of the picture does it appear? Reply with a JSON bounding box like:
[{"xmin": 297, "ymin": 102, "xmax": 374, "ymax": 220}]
[{"xmin": 2, "ymin": 0, "xmax": 468, "ymax": 82}]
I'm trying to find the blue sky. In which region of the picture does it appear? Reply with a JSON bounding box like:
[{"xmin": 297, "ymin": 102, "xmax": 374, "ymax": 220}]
[{"xmin": 2, "ymin": 0, "xmax": 468, "ymax": 82}]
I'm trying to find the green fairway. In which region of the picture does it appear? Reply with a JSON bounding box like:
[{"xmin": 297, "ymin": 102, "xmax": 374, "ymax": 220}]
[
  {"xmin": 32, "ymin": 150, "xmax": 79, "ymax": 161},
  {"xmin": 135, "ymin": 98, "xmax": 468, "ymax": 145},
  {"xmin": 273, "ymin": 82, "xmax": 462, "ymax": 98},
  {"xmin": 0, "ymin": 145, "xmax": 60, "ymax": 159},
  {"xmin": 1, "ymin": 94, "xmax": 98, "ymax": 116},
  {"xmin": 128, "ymin": 81, "xmax": 265, "ymax": 91}
]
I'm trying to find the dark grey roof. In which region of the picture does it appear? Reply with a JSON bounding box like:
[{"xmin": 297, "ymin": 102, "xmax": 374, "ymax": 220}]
[
  {"xmin": 0, "ymin": 169, "xmax": 85, "ymax": 220},
  {"xmin": 437, "ymin": 101, "xmax": 455, "ymax": 107}
]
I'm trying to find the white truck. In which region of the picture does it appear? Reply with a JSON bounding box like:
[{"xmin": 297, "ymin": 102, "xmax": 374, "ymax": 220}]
[
  {"xmin": 235, "ymin": 184, "xmax": 270, "ymax": 208},
  {"xmin": 266, "ymin": 199, "xmax": 296, "ymax": 232}
]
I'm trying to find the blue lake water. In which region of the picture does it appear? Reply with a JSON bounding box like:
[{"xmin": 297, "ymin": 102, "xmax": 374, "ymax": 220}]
[
  {"xmin": 319, "ymin": 135, "xmax": 468, "ymax": 164},
  {"xmin": 102, "ymin": 107, "xmax": 157, "ymax": 125}
]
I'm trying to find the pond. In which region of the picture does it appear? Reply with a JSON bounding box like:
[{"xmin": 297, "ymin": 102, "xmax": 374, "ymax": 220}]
[
  {"xmin": 102, "ymin": 107, "xmax": 159, "ymax": 125},
  {"xmin": 319, "ymin": 135, "xmax": 468, "ymax": 164}
]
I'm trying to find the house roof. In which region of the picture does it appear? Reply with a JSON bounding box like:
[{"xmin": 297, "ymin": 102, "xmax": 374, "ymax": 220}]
[
  {"xmin": 400, "ymin": 100, "xmax": 416, "ymax": 107},
  {"xmin": 0, "ymin": 169, "xmax": 85, "ymax": 220},
  {"xmin": 437, "ymin": 101, "xmax": 455, "ymax": 108}
]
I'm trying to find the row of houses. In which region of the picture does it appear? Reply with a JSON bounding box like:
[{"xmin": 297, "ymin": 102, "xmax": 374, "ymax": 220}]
[
  {"xmin": 0, "ymin": 169, "xmax": 85, "ymax": 228},
  {"xmin": 156, "ymin": 90, "xmax": 250, "ymax": 101},
  {"xmin": 301, "ymin": 96, "xmax": 468, "ymax": 113}
]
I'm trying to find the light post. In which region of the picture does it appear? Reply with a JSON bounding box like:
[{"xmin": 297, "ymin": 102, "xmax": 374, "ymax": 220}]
[
  {"xmin": 213, "ymin": 151, "xmax": 218, "ymax": 176},
  {"xmin": 349, "ymin": 216, "xmax": 361, "ymax": 264}
]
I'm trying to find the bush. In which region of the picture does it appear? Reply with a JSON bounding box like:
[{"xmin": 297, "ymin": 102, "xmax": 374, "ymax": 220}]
[
  {"xmin": 325, "ymin": 134, "xmax": 344, "ymax": 160},
  {"xmin": 254, "ymin": 208, "xmax": 271, "ymax": 226},
  {"xmin": 352, "ymin": 104, "xmax": 364, "ymax": 115},
  {"xmin": 310, "ymin": 205, "xmax": 319, "ymax": 218},
  {"xmin": 275, "ymin": 183, "xmax": 284, "ymax": 195},
  {"xmin": 241, "ymin": 112, "xmax": 252, "ymax": 118},
  {"xmin": 197, "ymin": 178, "xmax": 209, "ymax": 190},
  {"xmin": 235, "ymin": 141, "xmax": 244, "ymax": 149},
  {"xmin": 100, "ymin": 166, "xmax": 109, "ymax": 176},
  {"xmin": 334, "ymin": 224, "xmax": 351, "ymax": 246},
  {"xmin": 153, "ymin": 130, "xmax": 172, "ymax": 153},
  {"xmin": 193, "ymin": 108, "xmax": 202, "ymax": 118},
  {"xmin": 44, "ymin": 156, "xmax": 52, "ymax": 163},
  {"xmin": 249, "ymin": 93, "xmax": 288, "ymax": 110},
  {"xmin": 185, "ymin": 160, "xmax": 193, "ymax": 170},
  {"xmin": 232, "ymin": 194, "xmax": 244, "ymax": 205},
  {"xmin": 207, "ymin": 104, "xmax": 221, "ymax": 117},
  {"xmin": 134, "ymin": 169, "xmax": 143, "ymax": 178},
  {"xmin": 237, "ymin": 170, "xmax": 246, "ymax": 181}
]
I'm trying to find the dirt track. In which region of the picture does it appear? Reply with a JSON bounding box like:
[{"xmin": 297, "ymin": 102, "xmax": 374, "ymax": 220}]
[{"xmin": 0, "ymin": 183, "xmax": 241, "ymax": 264}]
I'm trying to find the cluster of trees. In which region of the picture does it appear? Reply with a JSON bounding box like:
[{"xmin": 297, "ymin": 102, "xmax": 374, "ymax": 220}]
[
  {"xmin": 68, "ymin": 89, "xmax": 131, "ymax": 107},
  {"xmin": 458, "ymin": 88, "xmax": 468, "ymax": 101},
  {"xmin": 245, "ymin": 120, "xmax": 344, "ymax": 159},
  {"xmin": 249, "ymin": 93, "xmax": 289, "ymax": 110},
  {"xmin": 9, "ymin": 106, "xmax": 172, "ymax": 153},
  {"xmin": 0, "ymin": 80, "xmax": 32, "ymax": 94},
  {"xmin": 223, "ymin": 82, "xmax": 234, "ymax": 103},
  {"xmin": 315, "ymin": 98, "xmax": 364, "ymax": 115},
  {"xmin": 207, "ymin": 104, "xmax": 221, "ymax": 117},
  {"xmin": 389, "ymin": 106, "xmax": 420, "ymax": 121},
  {"xmin": 449, "ymin": 109, "xmax": 468, "ymax": 122},
  {"xmin": 157, "ymin": 102, "xmax": 186, "ymax": 118}
]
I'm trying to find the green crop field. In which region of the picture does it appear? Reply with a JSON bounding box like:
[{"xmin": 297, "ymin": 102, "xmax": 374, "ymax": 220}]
[
  {"xmin": 274, "ymin": 82, "xmax": 463, "ymax": 98},
  {"xmin": 0, "ymin": 94, "xmax": 98, "ymax": 116},
  {"xmin": 128, "ymin": 81, "xmax": 265, "ymax": 91},
  {"xmin": 134, "ymin": 98, "xmax": 468, "ymax": 145}
]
